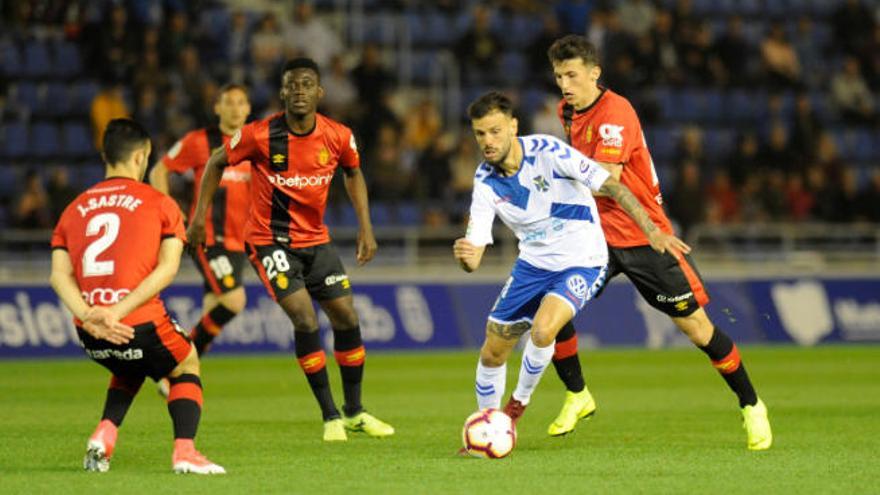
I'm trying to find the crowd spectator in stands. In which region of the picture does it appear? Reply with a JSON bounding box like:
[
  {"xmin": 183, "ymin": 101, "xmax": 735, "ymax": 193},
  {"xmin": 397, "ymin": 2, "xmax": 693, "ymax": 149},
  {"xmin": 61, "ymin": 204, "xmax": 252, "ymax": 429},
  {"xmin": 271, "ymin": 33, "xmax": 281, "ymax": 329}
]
[
  {"xmin": 831, "ymin": 56, "xmax": 876, "ymax": 125},
  {"xmin": 169, "ymin": 45, "xmax": 208, "ymax": 122},
  {"xmin": 756, "ymin": 170, "xmax": 787, "ymax": 220},
  {"xmin": 250, "ymin": 12, "xmax": 284, "ymax": 69},
  {"xmin": 785, "ymin": 173, "xmax": 814, "ymax": 221},
  {"xmin": 14, "ymin": 171, "xmax": 50, "ymax": 229},
  {"xmin": 403, "ymin": 98, "xmax": 442, "ymax": 153},
  {"xmin": 160, "ymin": 10, "xmax": 194, "ymax": 66},
  {"xmin": 416, "ymin": 133, "xmax": 454, "ymax": 203},
  {"xmin": 725, "ymin": 132, "xmax": 760, "ymax": 187},
  {"xmin": 530, "ymin": 96, "xmax": 565, "ymax": 138},
  {"xmin": 761, "ymin": 22, "xmax": 802, "ymax": 89},
  {"xmin": 554, "ymin": 0, "xmax": 592, "ymax": 35},
  {"xmin": 713, "ymin": 15, "xmax": 750, "ymax": 87},
  {"xmin": 705, "ymin": 171, "xmax": 740, "ymax": 223},
  {"xmin": 85, "ymin": 4, "xmax": 137, "ymax": 81},
  {"xmin": 668, "ymin": 160, "xmax": 705, "ymax": 236},
  {"xmin": 758, "ymin": 122, "xmax": 798, "ymax": 174},
  {"xmin": 455, "ymin": 5, "xmax": 502, "ymax": 84},
  {"xmin": 227, "ymin": 11, "xmax": 251, "ymax": 68},
  {"xmin": 134, "ymin": 85, "xmax": 164, "ymax": 137},
  {"xmin": 617, "ymin": 0, "xmax": 656, "ymax": 38},
  {"xmin": 649, "ymin": 9, "xmax": 682, "ymax": 85},
  {"xmin": 368, "ymin": 124, "xmax": 413, "ymax": 203},
  {"xmin": 793, "ymin": 16, "xmax": 823, "ymax": 89},
  {"xmin": 676, "ymin": 126, "xmax": 706, "ymax": 171},
  {"xmin": 832, "ymin": 0, "xmax": 876, "ymax": 56},
  {"xmin": 283, "ymin": 1, "xmax": 343, "ymax": 68},
  {"xmin": 90, "ymin": 80, "xmax": 129, "ymax": 149},
  {"xmin": 46, "ymin": 168, "xmax": 78, "ymax": 223},
  {"xmin": 858, "ymin": 169, "xmax": 880, "ymax": 222},
  {"xmin": 321, "ymin": 55, "xmax": 357, "ymax": 121},
  {"xmin": 790, "ymin": 93, "xmax": 823, "ymax": 162},
  {"xmin": 448, "ymin": 134, "xmax": 480, "ymax": 222},
  {"xmin": 527, "ymin": 14, "xmax": 564, "ymax": 89},
  {"xmin": 352, "ymin": 44, "xmax": 393, "ymax": 114}
]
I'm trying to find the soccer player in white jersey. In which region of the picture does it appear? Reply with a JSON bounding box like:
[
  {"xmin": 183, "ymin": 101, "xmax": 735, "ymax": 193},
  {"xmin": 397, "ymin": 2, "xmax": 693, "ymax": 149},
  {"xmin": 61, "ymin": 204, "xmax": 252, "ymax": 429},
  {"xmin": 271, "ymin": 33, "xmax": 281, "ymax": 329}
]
[{"xmin": 453, "ymin": 91, "xmax": 691, "ymax": 425}]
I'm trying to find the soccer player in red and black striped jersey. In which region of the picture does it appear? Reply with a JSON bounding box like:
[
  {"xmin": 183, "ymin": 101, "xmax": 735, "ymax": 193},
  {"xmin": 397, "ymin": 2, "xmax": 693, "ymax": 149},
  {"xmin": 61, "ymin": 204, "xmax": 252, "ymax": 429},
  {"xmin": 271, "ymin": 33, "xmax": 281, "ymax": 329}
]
[
  {"xmin": 546, "ymin": 35, "xmax": 771, "ymax": 449},
  {"xmin": 188, "ymin": 58, "xmax": 393, "ymax": 441},
  {"xmin": 150, "ymin": 84, "xmax": 252, "ymax": 359},
  {"xmin": 50, "ymin": 119, "xmax": 224, "ymax": 474}
]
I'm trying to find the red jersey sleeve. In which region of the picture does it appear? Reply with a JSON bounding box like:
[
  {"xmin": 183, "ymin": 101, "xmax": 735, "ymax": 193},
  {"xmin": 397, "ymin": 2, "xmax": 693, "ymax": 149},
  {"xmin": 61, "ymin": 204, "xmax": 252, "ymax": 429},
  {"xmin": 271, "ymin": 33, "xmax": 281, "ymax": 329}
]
[
  {"xmin": 338, "ymin": 127, "xmax": 361, "ymax": 169},
  {"xmin": 226, "ymin": 122, "xmax": 260, "ymax": 167},
  {"xmin": 159, "ymin": 195, "xmax": 187, "ymax": 241},
  {"xmin": 162, "ymin": 130, "xmax": 205, "ymax": 173},
  {"xmin": 592, "ymin": 103, "xmax": 640, "ymax": 165},
  {"xmin": 50, "ymin": 211, "xmax": 69, "ymax": 250}
]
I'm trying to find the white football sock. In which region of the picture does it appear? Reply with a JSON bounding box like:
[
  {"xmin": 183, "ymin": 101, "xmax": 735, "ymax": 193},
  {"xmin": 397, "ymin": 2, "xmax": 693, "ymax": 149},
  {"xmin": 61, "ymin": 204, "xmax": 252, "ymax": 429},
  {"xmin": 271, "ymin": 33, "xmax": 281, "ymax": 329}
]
[
  {"xmin": 475, "ymin": 361, "xmax": 506, "ymax": 410},
  {"xmin": 512, "ymin": 338, "xmax": 555, "ymax": 405}
]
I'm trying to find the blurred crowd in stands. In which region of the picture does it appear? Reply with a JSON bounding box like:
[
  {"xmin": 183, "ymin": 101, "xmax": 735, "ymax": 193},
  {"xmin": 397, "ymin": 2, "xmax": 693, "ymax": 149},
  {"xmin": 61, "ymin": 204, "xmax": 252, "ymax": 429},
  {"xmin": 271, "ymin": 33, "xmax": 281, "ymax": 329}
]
[{"xmin": 1, "ymin": 0, "xmax": 879, "ymax": 236}]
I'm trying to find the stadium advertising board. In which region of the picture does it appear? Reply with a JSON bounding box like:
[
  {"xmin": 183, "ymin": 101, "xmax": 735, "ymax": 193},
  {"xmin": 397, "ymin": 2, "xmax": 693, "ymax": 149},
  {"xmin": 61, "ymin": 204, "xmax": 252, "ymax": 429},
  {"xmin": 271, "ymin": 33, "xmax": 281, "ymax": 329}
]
[{"xmin": 1, "ymin": 278, "xmax": 878, "ymax": 357}]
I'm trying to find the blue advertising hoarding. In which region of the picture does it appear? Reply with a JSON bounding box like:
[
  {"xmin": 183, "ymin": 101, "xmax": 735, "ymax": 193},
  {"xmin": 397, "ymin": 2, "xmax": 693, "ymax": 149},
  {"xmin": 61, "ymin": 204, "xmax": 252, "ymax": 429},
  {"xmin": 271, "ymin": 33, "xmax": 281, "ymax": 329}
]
[{"xmin": 1, "ymin": 277, "xmax": 878, "ymax": 358}]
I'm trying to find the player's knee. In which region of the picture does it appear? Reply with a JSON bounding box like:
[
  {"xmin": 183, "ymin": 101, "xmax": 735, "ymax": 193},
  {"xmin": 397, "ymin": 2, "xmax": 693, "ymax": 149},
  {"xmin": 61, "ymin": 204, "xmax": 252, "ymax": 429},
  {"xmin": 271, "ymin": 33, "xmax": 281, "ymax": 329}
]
[
  {"xmin": 328, "ymin": 309, "xmax": 359, "ymax": 330},
  {"xmin": 673, "ymin": 310, "xmax": 713, "ymax": 346},
  {"xmin": 219, "ymin": 289, "xmax": 247, "ymax": 314},
  {"xmin": 170, "ymin": 346, "xmax": 200, "ymax": 377},
  {"xmin": 480, "ymin": 343, "xmax": 507, "ymax": 367},
  {"xmin": 530, "ymin": 326, "xmax": 555, "ymax": 348}
]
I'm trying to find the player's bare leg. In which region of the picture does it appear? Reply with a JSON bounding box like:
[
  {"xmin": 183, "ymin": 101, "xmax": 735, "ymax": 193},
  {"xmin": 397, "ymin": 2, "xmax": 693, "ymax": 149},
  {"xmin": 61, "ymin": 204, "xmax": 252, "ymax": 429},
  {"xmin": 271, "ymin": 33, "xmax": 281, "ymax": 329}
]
[
  {"xmin": 672, "ymin": 308, "xmax": 771, "ymax": 450},
  {"xmin": 320, "ymin": 295, "xmax": 394, "ymax": 438},
  {"xmin": 167, "ymin": 346, "xmax": 225, "ymax": 474},
  {"xmin": 278, "ymin": 288, "xmax": 346, "ymax": 440},
  {"xmin": 506, "ymin": 296, "xmax": 574, "ymax": 423},
  {"xmin": 84, "ymin": 374, "xmax": 145, "ymax": 472},
  {"xmin": 158, "ymin": 288, "xmax": 246, "ymax": 398}
]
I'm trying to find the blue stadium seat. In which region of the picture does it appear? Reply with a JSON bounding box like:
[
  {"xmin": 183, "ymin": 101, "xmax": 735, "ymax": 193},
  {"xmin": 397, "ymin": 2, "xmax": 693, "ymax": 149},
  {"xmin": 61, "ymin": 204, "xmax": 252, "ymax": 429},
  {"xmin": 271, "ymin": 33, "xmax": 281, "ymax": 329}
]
[
  {"xmin": 53, "ymin": 40, "xmax": 82, "ymax": 77},
  {"xmin": 13, "ymin": 82, "xmax": 41, "ymax": 112},
  {"xmin": 502, "ymin": 15, "xmax": 544, "ymax": 49},
  {"xmin": 69, "ymin": 81, "xmax": 100, "ymax": 113},
  {"xmin": 645, "ymin": 126, "xmax": 680, "ymax": 161},
  {"xmin": 62, "ymin": 122, "xmax": 94, "ymax": 158},
  {"xmin": 0, "ymin": 39, "xmax": 22, "ymax": 77},
  {"xmin": 703, "ymin": 129, "xmax": 736, "ymax": 160},
  {"xmin": 424, "ymin": 13, "xmax": 455, "ymax": 46},
  {"xmin": 357, "ymin": 14, "xmax": 396, "ymax": 46},
  {"xmin": 23, "ymin": 40, "xmax": 51, "ymax": 78},
  {"xmin": 1, "ymin": 123, "xmax": 28, "ymax": 158},
  {"xmin": 43, "ymin": 83, "xmax": 71, "ymax": 117},
  {"xmin": 851, "ymin": 129, "xmax": 876, "ymax": 162},
  {"xmin": 396, "ymin": 203, "xmax": 421, "ymax": 226},
  {"xmin": 499, "ymin": 52, "xmax": 527, "ymax": 85},
  {"xmin": 405, "ymin": 13, "xmax": 430, "ymax": 46},
  {"xmin": 30, "ymin": 122, "xmax": 60, "ymax": 158},
  {"xmin": 200, "ymin": 8, "xmax": 231, "ymax": 42},
  {"xmin": 371, "ymin": 202, "xmax": 392, "ymax": 225}
]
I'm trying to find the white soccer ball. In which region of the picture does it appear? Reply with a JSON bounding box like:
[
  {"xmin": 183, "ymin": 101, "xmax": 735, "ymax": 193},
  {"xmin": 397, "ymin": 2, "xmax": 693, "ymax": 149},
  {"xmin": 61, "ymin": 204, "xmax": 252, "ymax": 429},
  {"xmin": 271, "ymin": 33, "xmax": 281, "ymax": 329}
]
[{"xmin": 461, "ymin": 408, "xmax": 516, "ymax": 459}]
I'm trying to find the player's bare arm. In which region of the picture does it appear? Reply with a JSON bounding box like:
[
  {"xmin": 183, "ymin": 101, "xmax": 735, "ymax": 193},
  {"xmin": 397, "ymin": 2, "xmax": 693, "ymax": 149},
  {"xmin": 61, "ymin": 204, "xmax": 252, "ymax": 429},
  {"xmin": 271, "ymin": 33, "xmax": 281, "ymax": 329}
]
[
  {"xmin": 342, "ymin": 167, "xmax": 377, "ymax": 266},
  {"xmin": 453, "ymin": 238, "xmax": 485, "ymax": 273},
  {"xmin": 148, "ymin": 162, "xmax": 171, "ymax": 195},
  {"xmin": 598, "ymin": 176, "xmax": 691, "ymax": 257},
  {"xmin": 590, "ymin": 161, "xmax": 622, "ymax": 197},
  {"xmin": 108, "ymin": 237, "xmax": 184, "ymax": 320},
  {"xmin": 49, "ymin": 249, "xmax": 135, "ymax": 345},
  {"xmin": 187, "ymin": 147, "xmax": 227, "ymax": 246}
]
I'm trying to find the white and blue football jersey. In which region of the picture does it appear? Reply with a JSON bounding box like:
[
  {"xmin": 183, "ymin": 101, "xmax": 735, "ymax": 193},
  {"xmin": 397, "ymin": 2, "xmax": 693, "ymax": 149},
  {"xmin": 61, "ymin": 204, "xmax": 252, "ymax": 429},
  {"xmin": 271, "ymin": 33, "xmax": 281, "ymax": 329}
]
[{"xmin": 466, "ymin": 134, "xmax": 611, "ymax": 271}]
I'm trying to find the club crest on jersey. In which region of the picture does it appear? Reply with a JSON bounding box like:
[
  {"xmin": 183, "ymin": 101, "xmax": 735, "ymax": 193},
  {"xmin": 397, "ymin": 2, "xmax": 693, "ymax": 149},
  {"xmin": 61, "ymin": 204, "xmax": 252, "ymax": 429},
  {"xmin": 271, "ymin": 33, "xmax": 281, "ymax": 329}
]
[
  {"xmin": 318, "ymin": 148, "xmax": 330, "ymax": 165},
  {"xmin": 532, "ymin": 175, "xmax": 549, "ymax": 192},
  {"xmin": 599, "ymin": 124, "xmax": 624, "ymax": 147},
  {"xmin": 272, "ymin": 153, "xmax": 286, "ymax": 165}
]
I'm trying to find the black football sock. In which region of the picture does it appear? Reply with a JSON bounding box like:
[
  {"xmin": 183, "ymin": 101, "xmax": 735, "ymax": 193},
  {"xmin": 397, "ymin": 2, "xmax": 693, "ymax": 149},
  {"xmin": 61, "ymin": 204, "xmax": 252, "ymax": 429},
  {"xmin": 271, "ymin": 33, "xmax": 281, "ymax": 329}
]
[
  {"xmin": 333, "ymin": 327, "xmax": 365, "ymax": 417},
  {"xmin": 698, "ymin": 327, "xmax": 758, "ymax": 408},
  {"xmin": 102, "ymin": 374, "xmax": 145, "ymax": 427},
  {"xmin": 552, "ymin": 321, "xmax": 585, "ymax": 393},
  {"xmin": 166, "ymin": 374, "xmax": 202, "ymax": 439},
  {"xmin": 190, "ymin": 304, "xmax": 237, "ymax": 356},
  {"xmin": 295, "ymin": 330, "xmax": 340, "ymax": 421}
]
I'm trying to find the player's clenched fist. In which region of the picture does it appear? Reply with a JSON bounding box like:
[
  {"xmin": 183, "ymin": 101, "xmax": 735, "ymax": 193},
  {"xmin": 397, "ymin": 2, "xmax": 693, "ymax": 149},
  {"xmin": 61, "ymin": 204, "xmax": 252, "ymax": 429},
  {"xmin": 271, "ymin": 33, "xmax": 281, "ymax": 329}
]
[
  {"xmin": 453, "ymin": 238, "xmax": 481, "ymax": 273},
  {"xmin": 186, "ymin": 220, "xmax": 206, "ymax": 248}
]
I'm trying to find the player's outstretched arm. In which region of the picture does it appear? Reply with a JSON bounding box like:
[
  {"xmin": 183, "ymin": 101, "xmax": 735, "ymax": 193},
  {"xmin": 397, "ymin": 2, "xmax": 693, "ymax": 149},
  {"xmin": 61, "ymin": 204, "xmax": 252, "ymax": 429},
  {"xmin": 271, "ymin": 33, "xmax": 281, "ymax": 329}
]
[
  {"xmin": 49, "ymin": 249, "xmax": 134, "ymax": 344},
  {"xmin": 342, "ymin": 167, "xmax": 377, "ymax": 266},
  {"xmin": 453, "ymin": 238, "xmax": 486, "ymax": 273},
  {"xmin": 108, "ymin": 237, "xmax": 184, "ymax": 320},
  {"xmin": 187, "ymin": 147, "xmax": 227, "ymax": 246},
  {"xmin": 597, "ymin": 176, "xmax": 691, "ymax": 258}
]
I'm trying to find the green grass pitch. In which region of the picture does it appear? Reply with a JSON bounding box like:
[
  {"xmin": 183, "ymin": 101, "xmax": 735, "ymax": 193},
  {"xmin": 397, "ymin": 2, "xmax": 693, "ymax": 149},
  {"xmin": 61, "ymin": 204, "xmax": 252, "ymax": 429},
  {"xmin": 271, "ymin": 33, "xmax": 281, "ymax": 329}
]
[{"xmin": 1, "ymin": 346, "xmax": 878, "ymax": 494}]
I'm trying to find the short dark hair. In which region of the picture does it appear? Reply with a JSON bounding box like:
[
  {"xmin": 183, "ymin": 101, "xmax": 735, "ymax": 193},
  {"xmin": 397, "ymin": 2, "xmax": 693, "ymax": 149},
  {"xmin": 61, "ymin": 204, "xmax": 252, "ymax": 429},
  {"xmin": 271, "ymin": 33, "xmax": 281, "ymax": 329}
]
[
  {"xmin": 102, "ymin": 119, "xmax": 150, "ymax": 165},
  {"xmin": 547, "ymin": 35, "xmax": 601, "ymax": 67},
  {"xmin": 217, "ymin": 83, "xmax": 249, "ymax": 100},
  {"xmin": 467, "ymin": 91, "xmax": 514, "ymax": 120},
  {"xmin": 282, "ymin": 57, "xmax": 321, "ymax": 80}
]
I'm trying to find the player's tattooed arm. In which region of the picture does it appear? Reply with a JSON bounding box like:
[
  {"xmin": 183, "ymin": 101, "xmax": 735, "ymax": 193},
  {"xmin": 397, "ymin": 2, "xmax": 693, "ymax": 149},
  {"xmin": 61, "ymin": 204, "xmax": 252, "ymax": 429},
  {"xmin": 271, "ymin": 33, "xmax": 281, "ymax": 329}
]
[
  {"xmin": 487, "ymin": 320, "xmax": 530, "ymax": 339},
  {"xmin": 592, "ymin": 161, "xmax": 623, "ymax": 198},
  {"xmin": 187, "ymin": 147, "xmax": 228, "ymax": 246},
  {"xmin": 598, "ymin": 176, "xmax": 692, "ymax": 257}
]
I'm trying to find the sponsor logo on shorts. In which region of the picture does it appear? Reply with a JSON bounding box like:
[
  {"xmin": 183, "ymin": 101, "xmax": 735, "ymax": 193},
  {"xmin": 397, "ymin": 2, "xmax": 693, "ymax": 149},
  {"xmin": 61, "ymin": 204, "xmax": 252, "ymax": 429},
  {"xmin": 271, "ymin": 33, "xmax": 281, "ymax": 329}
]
[
  {"xmin": 325, "ymin": 274, "xmax": 350, "ymax": 288},
  {"xmin": 656, "ymin": 292, "xmax": 693, "ymax": 303},
  {"xmin": 567, "ymin": 275, "xmax": 588, "ymax": 299},
  {"xmin": 275, "ymin": 273, "xmax": 289, "ymax": 290},
  {"xmin": 223, "ymin": 275, "xmax": 235, "ymax": 288},
  {"xmin": 675, "ymin": 301, "xmax": 689, "ymax": 312},
  {"xmin": 85, "ymin": 348, "xmax": 144, "ymax": 361}
]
